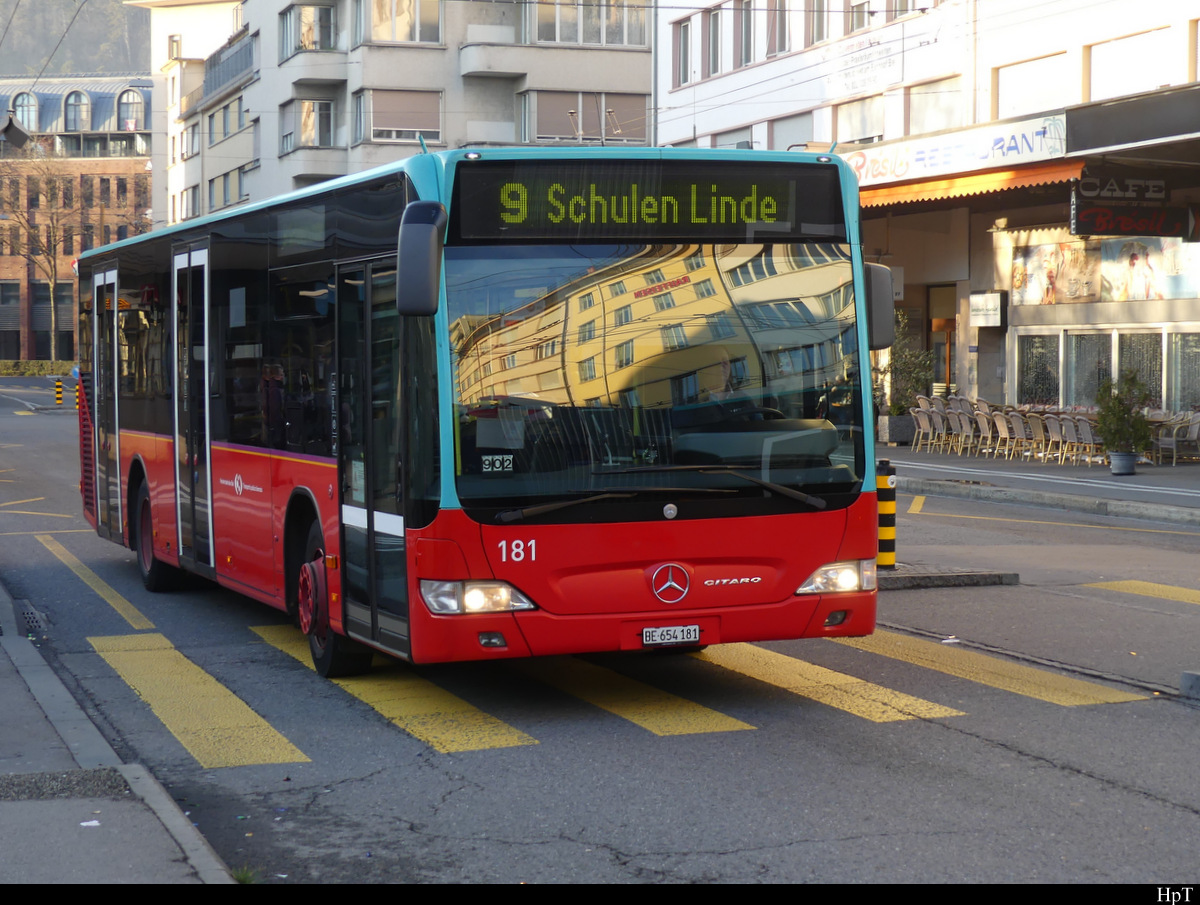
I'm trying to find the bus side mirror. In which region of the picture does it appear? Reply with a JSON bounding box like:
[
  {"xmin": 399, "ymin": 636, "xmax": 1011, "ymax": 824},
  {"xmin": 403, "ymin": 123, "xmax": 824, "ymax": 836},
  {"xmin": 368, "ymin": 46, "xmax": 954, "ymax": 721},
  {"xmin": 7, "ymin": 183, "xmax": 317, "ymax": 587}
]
[
  {"xmin": 865, "ymin": 263, "xmax": 895, "ymax": 350},
  {"xmin": 397, "ymin": 201, "xmax": 448, "ymax": 316}
]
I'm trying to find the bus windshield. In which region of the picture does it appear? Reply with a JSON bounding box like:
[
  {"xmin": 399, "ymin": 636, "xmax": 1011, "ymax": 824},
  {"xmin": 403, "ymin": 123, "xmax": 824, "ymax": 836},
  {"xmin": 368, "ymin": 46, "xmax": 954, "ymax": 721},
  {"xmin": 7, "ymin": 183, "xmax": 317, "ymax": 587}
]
[{"xmin": 445, "ymin": 240, "xmax": 866, "ymax": 521}]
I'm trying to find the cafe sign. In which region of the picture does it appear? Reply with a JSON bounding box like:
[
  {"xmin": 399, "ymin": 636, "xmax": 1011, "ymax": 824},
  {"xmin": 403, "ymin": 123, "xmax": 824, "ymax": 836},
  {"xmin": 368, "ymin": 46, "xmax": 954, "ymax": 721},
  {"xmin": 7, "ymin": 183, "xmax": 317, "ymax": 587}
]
[{"xmin": 1070, "ymin": 195, "xmax": 1198, "ymax": 239}]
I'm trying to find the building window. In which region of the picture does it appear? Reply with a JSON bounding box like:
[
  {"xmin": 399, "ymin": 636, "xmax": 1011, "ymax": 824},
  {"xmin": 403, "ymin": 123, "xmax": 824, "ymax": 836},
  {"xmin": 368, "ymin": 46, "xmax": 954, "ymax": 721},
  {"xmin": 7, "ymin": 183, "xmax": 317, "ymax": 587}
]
[
  {"xmin": 281, "ymin": 100, "xmax": 334, "ymax": 152},
  {"xmin": 674, "ymin": 19, "xmax": 691, "ymax": 86},
  {"xmin": 361, "ymin": 0, "xmax": 442, "ymax": 44},
  {"xmin": 615, "ymin": 340, "xmax": 634, "ymax": 369},
  {"xmin": 355, "ymin": 89, "xmax": 441, "ymax": 143},
  {"xmin": 578, "ymin": 320, "xmax": 596, "ymax": 343},
  {"xmin": 694, "ymin": 279, "xmax": 716, "ymax": 299},
  {"xmin": 579, "ymin": 357, "xmax": 596, "ymax": 381},
  {"xmin": 661, "ymin": 324, "xmax": 688, "ymax": 351},
  {"xmin": 847, "ymin": 0, "xmax": 871, "ymax": 33},
  {"xmin": 536, "ymin": 339, "xmax": 558, "ymax": 360},
  {"xmin": 64, "ymin": 92, "xmax": 90, "ymax": 132},
  {"xmin": 614, "ymin": 304, "xmax": 632, "ymax": 327},
  {"xmin": 707, "ymin": 312, "xmax": 736, "ymax": 339},
  {"xmin": 703, "ymin": 10, "xmax": 720, "ymax": 78},
  {"xmin": 735, "ymin": 0, "xmax": 752, "ymax": 68},
  {"xmin": 610, "ymin": 280, "xmax": 627, "ymax": 296},
  {"xmin": 579, "ymin": 291, "xmax": 595, "ymax": 311},
  {"xmin": 908, "ymin": 78, "xmax": 963, "ymax": 136},
  {"xmin": 13, "ymin": 92, "xmax": 37, "ymax": 130},
  {"xmin": 117, "ymin": 90, "xmax": 144, "ymax": 130},
  {"xmin": 685, "ymin": 250, "xmax": 705, "ymax": 271},
  {"xmin": 281, "ymin": 5, "xmax": 336, "ymax": 59},
  {"xmin": 767, "ymin": 0, "xmax": 788, "ymax": 56},
  {"xmin": 837, "ymin": 95, "xmax": 884, "ymax": 143},
  {"xmin": 644, "ymin": 268, "xmax": 665, "ymax": 284},
  {"xmin": 806, "ymin": 0, "xmax": 827, "ymax": 45},
  {"xmin": 535, "ymin": 0, "xmax": 646, "ymax": 46},
  {"xmin": 653, "ymin": 292, "xmax": 676, "ymax": 311},
  {"xmin": 527, "ymin": 91, "xmax": 647, "ymax": 143}
]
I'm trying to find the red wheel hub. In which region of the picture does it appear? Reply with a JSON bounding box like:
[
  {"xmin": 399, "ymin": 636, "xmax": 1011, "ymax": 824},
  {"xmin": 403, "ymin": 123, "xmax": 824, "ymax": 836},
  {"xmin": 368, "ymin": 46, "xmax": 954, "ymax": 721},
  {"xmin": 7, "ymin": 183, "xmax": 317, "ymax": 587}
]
[{"xmin": 297, "ymin": 555, "xmax": 327, "ymax": 637}]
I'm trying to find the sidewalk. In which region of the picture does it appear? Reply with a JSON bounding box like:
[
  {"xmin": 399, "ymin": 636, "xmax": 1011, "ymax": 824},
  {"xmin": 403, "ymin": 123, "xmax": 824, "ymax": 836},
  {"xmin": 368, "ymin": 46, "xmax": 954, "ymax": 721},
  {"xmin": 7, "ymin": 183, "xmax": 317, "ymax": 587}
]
[{"xmin": 0, "ymin": 579, "xmax": 232, "ymax": 884}]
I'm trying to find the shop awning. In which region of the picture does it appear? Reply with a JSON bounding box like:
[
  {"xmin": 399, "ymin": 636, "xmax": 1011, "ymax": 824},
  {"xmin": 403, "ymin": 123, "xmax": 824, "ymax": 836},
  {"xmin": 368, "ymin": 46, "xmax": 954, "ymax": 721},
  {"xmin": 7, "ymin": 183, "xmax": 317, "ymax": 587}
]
[{"xmin": 860, "ymin": 160, "xmax": 1085, "ymax": 208}]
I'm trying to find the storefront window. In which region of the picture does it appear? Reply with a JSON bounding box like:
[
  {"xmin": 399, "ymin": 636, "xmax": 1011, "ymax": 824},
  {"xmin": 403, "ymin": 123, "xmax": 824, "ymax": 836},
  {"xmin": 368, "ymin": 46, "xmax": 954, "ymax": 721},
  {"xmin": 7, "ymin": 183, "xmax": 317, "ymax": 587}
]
[
  {"xmin": 1117, "ymin": 333, "xmax": 1162, "ymax": 408},
  {"xmin": 1017, "ymin": 335, "xmax": 1059, "ymax": 407},
  {"xmin": 1065, "ymin": 333, "xmax": 1111, "ymax": 408},
  {"xmin": 1168, "ymin": 333, "xmax": 1200, "ymax": 413}
]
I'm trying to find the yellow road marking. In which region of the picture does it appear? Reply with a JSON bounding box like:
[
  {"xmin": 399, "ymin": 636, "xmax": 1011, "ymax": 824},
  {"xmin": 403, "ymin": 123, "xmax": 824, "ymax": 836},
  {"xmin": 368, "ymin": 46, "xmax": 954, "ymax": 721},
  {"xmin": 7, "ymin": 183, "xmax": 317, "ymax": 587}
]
[
  {"xmin": 908, "ymin": 495, "xmax": 925, "ymax": 514},
  {"xmin": 0, "ymin": 529, "xmax": 93, "ymax": 536},
  {"xmin": 14, "ymin": 411, "xmax": 33, "ymax": 416},
  {"xmin": 1085, "ymin": 580, "xmax": 1200, "ymax": 607},
  {"xmin": 834, "ymin": 630, "xmax": 1146, "ymax": 706},
  {"xmin": 696, "ymin": 643, "xmax": 962, "ymax": 722},
  {"xmin": 1, "ymin": 510, "xmax": 74, "ymax": 518},
  {"xmin": 90, "ymin": 633, "xmax": 309, "ymax": 768},
  {"xmin": 512, "ymin": 657, "xmax": 754, "ymax": 736},
  {"xmin": 36, "ymin": 534, "xmax": 154, "ymax": 630},
  {"xmin": 901, "ymin": 503, "xmax": 1200, "ymax": 537},
  {"xmin": 1, "ymin": 497, "xmax": 47, "ymax": 507},
  {"xmin": 252, "ymin": 625, "xmax": 538, "ymax": 753}
]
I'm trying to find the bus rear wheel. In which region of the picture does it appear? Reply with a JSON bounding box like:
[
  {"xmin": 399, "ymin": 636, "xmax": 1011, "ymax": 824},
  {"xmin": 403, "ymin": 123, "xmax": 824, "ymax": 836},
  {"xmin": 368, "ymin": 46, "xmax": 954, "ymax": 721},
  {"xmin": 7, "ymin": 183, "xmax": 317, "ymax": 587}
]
[
  {"xmin": 135, "ymin": 483, "xmax": 176, "ymax": 592},
  {"xmin": 297, "ymin": 521, "xmax": 373, "ymax": 678}
]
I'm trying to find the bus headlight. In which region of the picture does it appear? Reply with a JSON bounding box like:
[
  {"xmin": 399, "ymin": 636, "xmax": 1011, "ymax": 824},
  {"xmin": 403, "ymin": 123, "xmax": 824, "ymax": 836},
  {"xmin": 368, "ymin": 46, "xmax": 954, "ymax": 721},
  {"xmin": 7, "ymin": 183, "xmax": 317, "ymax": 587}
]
[
  {"xmin": 796, "ymin": 560, "xmax": 877, "ymax": 595},
  {"xmin": 419, "ymin": 580, "xmax": 537, "ymax": 615}
]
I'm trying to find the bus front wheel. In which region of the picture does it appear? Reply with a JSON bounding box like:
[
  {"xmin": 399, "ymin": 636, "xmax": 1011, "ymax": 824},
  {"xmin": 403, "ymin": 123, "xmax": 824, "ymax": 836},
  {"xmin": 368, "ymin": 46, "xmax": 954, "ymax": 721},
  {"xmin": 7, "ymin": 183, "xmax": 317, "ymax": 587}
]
[
  {"xmin": 297, "ymin": 522, "xmax": 373, "ymax": 678},
  {"xmin": 135, "ymin": 483, "xmax": 176, "ymax": 592}
]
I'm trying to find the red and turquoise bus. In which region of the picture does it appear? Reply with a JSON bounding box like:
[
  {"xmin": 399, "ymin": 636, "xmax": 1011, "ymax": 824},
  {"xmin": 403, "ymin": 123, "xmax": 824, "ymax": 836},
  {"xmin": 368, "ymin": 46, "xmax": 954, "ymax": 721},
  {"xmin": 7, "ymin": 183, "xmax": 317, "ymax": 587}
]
[{"xmin": 77, "ymin": 147, "xmax": 894, "ymax": 676}]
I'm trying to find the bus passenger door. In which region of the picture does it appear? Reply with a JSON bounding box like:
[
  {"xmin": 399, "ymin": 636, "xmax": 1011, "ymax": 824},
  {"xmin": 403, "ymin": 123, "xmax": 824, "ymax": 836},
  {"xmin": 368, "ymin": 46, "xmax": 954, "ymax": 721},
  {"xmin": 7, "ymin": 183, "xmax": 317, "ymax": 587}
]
[
  {"xmin": 93, "ymin": 268, "xmax": 120, "ymax": 541},
  {"xmin": 337, "ymin": 262, "xmax": 409, "ymax": 656},
  {"xmin": 173, "ymin": 248, "xmax": 213, "ymax": 570}
]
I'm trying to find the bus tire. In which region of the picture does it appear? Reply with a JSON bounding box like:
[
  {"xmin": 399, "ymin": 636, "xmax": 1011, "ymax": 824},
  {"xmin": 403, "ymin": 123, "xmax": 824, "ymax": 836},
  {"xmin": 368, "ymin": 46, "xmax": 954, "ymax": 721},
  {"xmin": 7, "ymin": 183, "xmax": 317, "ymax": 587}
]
[
  {"xmin": 135, "ymin": 482, "xmax": 176, "ymax": 592},
  {"xmin": 298, "ymin": 521, "xmax": 373, "ymax": 678}
]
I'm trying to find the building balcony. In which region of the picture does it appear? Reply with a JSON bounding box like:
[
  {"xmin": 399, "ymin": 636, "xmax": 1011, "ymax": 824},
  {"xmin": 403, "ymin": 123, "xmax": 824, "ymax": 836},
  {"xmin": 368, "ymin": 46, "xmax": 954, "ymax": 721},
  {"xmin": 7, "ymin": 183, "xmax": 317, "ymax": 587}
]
[{"xmin": 459, "ymin": 42, "xmax": 650, "ymax": 91}]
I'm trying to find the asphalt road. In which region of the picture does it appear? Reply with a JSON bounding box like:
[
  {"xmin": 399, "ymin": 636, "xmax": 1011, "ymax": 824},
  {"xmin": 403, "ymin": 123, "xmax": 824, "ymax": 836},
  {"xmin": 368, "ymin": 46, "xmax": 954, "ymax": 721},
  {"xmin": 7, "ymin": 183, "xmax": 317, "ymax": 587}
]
[{"xmin": 2, "ymin": 400, "xmax": 1198, "ymax": 883}]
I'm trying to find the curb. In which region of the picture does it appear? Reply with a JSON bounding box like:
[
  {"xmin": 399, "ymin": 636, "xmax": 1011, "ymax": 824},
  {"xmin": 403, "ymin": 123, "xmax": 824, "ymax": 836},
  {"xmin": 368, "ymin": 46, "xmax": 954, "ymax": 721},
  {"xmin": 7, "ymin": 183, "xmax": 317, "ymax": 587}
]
[
  {"xmin": 0, "ymin": 577, "xmax": 233, "ymax": 884},
  {"xmin": 895, "ymin": 476, "xmax": 1200, "ymax": 528}
]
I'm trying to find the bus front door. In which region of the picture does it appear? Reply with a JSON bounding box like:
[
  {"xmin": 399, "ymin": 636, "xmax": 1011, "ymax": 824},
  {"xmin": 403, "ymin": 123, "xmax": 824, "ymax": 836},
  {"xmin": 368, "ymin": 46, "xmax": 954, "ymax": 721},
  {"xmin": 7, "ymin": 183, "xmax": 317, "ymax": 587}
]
[
  {"xmin": 337, "ymin": 263, "xmax": 410, "ymax": 657},
  {"xmin": 173, "ymin": 248, "xmax": 213, "ymax": 570},
  {"xmin": 93, "ymin": 268, "xmax": 120, "ymax": 542}
]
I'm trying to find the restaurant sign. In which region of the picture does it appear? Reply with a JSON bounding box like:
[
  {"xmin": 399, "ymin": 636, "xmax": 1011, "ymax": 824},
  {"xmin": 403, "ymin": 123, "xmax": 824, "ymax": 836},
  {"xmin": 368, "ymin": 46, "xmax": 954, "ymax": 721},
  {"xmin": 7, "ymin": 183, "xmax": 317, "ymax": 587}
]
[
  {"xmin": 1070, "ymin": 193, "xmax": 1198, "ymax": 240},
  {"xmin": 843, "ymin": 114, "xmax": 1066, "ymax": 187}
]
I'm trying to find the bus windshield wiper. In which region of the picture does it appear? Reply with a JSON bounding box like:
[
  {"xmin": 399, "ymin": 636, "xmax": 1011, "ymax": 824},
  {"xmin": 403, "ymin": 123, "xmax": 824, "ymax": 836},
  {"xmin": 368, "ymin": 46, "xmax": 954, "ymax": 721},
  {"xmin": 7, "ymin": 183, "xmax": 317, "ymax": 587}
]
[
  {"xmin": 595, "ymin": 465, "xmax": 828, "ymax": 511},
  {"xmin": 496, "ymin": 486, "xmax": 736, "ymax": 523}
]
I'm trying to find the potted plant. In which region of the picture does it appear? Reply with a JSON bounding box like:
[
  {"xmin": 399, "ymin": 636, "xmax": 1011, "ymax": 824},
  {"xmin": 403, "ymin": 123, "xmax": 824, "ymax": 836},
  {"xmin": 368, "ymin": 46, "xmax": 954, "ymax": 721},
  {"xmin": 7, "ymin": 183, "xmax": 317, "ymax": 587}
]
[
  {"xmin": 1092, "ymin": 369, "xmax": 1153, "ymax": 475},
  {"xmin": 874, "ymin": 309, "xmax": 934, "ymax": 446}
]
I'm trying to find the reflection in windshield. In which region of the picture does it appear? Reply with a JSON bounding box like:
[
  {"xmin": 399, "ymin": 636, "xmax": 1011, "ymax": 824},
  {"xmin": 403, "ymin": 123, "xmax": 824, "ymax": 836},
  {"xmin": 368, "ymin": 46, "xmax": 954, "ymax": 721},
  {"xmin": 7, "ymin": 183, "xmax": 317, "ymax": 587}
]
[{"xmin": 444, "ymin": 242, "xmax": 864, "ymax": 514}]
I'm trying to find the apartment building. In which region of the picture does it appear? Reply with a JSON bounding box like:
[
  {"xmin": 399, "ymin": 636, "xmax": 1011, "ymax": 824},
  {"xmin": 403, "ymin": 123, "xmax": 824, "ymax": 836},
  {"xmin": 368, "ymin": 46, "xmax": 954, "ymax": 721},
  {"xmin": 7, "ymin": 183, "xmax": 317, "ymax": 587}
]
[
  {"xmin": 139, "ymin": 0, "xmax": 652, "ymax": 225},
  {"xmin": 0, "ymin": 75, "xmax": 152, "ymax": 361},
  {"xmin": 657, "ymin": 0, "xmax": 1200, "ymax": 410}
]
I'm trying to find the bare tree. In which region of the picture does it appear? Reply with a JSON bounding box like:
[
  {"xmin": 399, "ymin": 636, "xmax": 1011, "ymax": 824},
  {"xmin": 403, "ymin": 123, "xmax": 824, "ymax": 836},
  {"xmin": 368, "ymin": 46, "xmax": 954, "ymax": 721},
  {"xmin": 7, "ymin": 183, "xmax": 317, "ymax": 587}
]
[{"xmin": 0, "ymin": 140, "xmax": 148, "ymax": 361}]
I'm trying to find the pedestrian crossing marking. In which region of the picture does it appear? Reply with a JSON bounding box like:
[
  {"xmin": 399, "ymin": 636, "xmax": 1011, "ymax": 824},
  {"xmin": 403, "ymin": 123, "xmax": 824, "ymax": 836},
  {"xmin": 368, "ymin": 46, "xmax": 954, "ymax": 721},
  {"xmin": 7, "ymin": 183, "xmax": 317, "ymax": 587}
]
[
  {"xmin": 834, "ymin": 630, "xmax": 1146, "ymax": 706},
  {"xmin": 511, "ymin": 657, "xmax": 755, "ymax": 736},
  {"xmin": 696, "ymin": 643, "xmax": 963, "ymax": 722},
  {"xmin": 1085, "ymin": 580, "xmax": 1200, "ymax": 608},
  {"xmin": 251, "ymin": 625, "xmax": 538, "ymax": 753},
  {"xmin": 89, "ymin": 633, "xmax": 310, "ymax": 768},
  {"xmin": 37, "ymin": 534, "xmax": 154, "ymax": 630}
]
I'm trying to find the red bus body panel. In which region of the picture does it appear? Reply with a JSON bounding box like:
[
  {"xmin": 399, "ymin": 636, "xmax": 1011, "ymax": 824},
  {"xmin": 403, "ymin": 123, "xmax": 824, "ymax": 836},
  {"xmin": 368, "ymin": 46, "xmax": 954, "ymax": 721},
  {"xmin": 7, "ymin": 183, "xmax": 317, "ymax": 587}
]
[{"xmin": 407, "ymin": 494, "xmax": 877, "ymax": 664}]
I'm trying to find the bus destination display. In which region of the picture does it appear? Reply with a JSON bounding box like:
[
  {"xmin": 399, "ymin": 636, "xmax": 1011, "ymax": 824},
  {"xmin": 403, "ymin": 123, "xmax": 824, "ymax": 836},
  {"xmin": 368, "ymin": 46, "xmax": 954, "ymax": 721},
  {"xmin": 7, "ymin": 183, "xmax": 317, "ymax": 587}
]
[{"xmin": 452, "ymin": 159, "xmax": 846, "ymax": 243}]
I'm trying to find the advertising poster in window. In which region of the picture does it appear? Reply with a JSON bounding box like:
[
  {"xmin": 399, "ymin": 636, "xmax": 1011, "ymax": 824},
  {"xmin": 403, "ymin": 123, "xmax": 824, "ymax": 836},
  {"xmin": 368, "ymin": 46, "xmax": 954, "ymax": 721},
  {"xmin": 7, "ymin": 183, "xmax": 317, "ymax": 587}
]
[
  {"xmin": 1099, "ymin": 237, "xmax": 1200, "ymax": 302},
  {"xmin": 1011, "ymin": 240, "xmax": 1100, "ymax": 305}
]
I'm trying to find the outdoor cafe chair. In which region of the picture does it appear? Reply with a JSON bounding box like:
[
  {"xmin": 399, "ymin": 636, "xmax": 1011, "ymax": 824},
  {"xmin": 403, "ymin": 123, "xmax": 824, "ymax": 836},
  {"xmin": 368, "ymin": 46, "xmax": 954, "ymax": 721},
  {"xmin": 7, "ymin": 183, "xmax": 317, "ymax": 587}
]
[
  {"xmin": 928, "ymin": 408, "xmax": 951, "ymax": 452},
  {"xmin": 990, "ymin": 410, "xmax": 1014, "ymax": 459},
  {"xmin": 1059, "ymin": 415, "xmax": 1082, "ymax": 465},
  {"xmin": 1007, "ymin": 411, "xmax": 1035, "ymax": 460},
  {"xmin": 916, "ymin": 395, "xmax": 933, "ymax": 411},
  {"xmin": 1153, "ymin": 412, "xmax": 1200, "ymax": 466},
  {"xmin": 1025, "ymin": 412, "xmax": 1049, "ymax": 462},
  {"xmin": 973, "ymin": 410, "xmax": 995, "ymax": 457},
  {"xmin": 911, "ymin": 407, "xmax": 934, "ymax": 453},
  {"xmin": 955, "ymin": 410, "xmax": 978, "ymax": 456},
  {"xmin": 1041, "ymin": 414, "xmax": 1063, "ymax": 465},
  {"xmin": 1074, "ymin": 416, "xmax": 1102, "ymax": 466}
]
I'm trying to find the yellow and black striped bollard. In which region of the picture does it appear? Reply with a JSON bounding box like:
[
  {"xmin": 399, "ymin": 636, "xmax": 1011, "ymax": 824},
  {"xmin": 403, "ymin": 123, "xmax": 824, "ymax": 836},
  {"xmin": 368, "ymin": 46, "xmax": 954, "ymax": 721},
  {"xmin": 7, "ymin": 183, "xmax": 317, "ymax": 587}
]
[
  {"xmin": 876, "ymin": 459, "xmax": 897, "ymax": 570},
  {"xmin": 55, "ymin": 379, "xmax": 63, "ymax": 406}
]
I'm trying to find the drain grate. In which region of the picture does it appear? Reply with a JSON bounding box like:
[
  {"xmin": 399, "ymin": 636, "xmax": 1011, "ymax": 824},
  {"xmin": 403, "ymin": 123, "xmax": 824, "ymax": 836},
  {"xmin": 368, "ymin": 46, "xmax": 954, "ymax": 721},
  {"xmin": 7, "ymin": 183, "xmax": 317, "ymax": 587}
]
[{"xmin": 17, "ymin": 602, "xmax": 48, "ymax": 637}]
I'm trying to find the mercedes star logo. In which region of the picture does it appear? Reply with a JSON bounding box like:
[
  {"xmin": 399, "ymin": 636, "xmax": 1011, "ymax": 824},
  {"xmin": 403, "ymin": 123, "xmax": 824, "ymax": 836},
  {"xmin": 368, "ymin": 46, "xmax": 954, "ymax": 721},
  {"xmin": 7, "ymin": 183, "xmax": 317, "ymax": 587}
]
[{"xmin": 651, "ymin": 563, "xmax": 690, "ymax": 604}]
